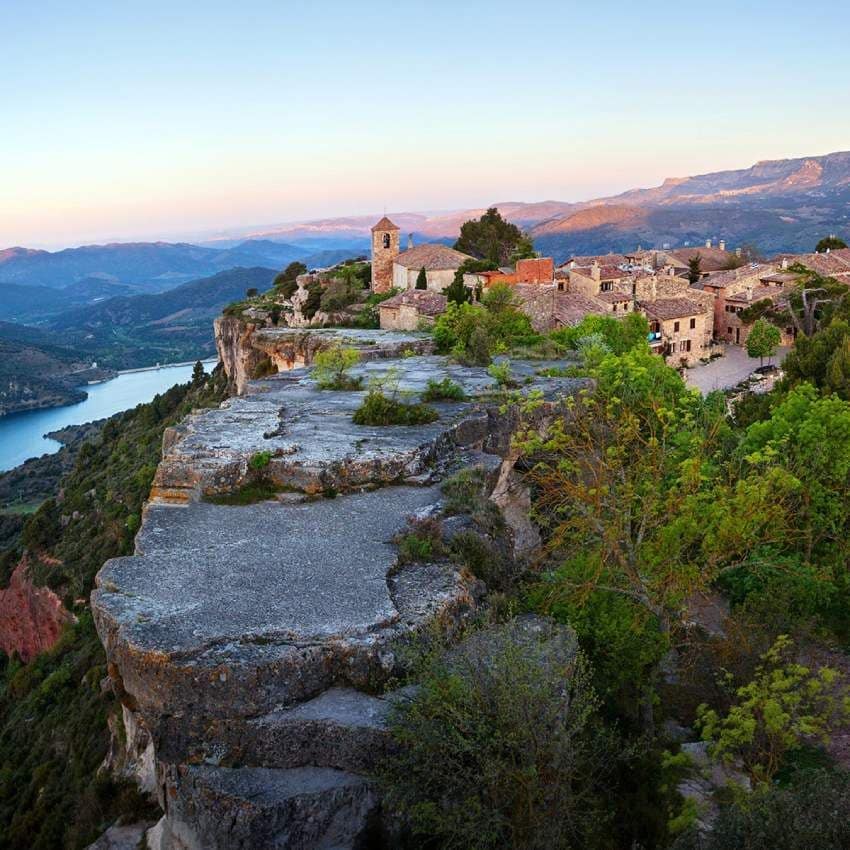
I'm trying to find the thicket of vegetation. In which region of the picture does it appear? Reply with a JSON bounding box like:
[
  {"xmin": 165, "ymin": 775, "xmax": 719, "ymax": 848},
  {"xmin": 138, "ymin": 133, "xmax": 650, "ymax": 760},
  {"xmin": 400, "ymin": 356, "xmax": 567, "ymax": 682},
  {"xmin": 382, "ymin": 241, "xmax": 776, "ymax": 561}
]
[
  {"xmin": 0, "ymin": 363, "xmax": 228, "ymax": 850},
  {"xmin": 384, "ymin": 283, "xmax": 850, "ymax": 847}
]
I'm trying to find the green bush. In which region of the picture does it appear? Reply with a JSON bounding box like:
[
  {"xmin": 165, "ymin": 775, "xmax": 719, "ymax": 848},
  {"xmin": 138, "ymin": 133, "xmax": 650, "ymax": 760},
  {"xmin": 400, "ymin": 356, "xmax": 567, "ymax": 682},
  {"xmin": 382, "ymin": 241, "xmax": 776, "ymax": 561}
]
[
  {"xmin": 273, "ymin": 261, "xmax": 307, "ymax": 299},
  {"xmin": 420, "ymin": 376, "xmax": 466, "ymax": 402},
  {"xmin": 381, "ymin": 622, "xmax": 618, "ymax": 850},
  {"xmin": 248, "ymin": 450, "xmax": 272, "ymax": 470},
  {"xmin": 672, "ymin": 769, "xmax": 850, "ymax": 850},
  {"xmin": 352, "ymin": 390, "xmax": 439, "ymax": 426},
  {"xmin": 311, "ymin": 346, "xmax": 363, "ymax": 390},
  {"xmin": 302, "ymin": 281, "xmax": 324, "ymax": 320},
  {"xmin": 550, "ymin": 312, "xmax": 649, "ymax": 355},
  {"xmin": 487, "ymin": 359, "xmax": 515, "ymax": 387}
]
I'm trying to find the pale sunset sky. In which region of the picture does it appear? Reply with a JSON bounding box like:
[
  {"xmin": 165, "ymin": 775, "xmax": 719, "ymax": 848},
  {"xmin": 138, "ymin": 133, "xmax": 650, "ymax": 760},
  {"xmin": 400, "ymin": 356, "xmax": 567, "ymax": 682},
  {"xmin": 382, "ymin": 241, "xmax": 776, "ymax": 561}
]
[{"xmin": 3, "ymin": 0, "xmax": 850, "ymax": 248}]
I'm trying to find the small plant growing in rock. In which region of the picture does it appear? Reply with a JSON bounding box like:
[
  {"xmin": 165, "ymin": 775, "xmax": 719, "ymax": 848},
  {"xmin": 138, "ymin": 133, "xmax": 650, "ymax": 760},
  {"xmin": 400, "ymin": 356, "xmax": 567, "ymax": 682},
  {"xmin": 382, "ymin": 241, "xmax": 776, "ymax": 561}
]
[
  {"xmin": 352, "ymin": 369, "xmax": 438, "ymax": 426},
  {"xmin": 248, "ymin": 450, "xmax": 272, "ymax": 470},
  {"xmin": 395, "ymin": 517, "xmax": 444, "ymax": 564},
  {"xmin": 487, "ymin": 359, "xmax": 516, "ymax": 388},
  {"xmin": 311, "ymin": 346, "xmax": 363, "ymax": 391},
  {"xmin": 421, "ymin": 377, "xmax": 467, "ymax": 402}
]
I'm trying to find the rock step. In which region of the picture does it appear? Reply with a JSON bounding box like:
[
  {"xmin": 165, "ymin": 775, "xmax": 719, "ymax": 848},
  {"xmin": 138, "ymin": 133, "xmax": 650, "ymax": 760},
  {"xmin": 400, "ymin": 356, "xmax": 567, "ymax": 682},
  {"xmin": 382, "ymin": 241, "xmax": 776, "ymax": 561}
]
[
  {"xmin": 156, "ymin": 687, "xmax": 409, "ymax": 773},
  {"xmin": 157, "ymin": 764, "xmax": 379, "ymax": 850}
]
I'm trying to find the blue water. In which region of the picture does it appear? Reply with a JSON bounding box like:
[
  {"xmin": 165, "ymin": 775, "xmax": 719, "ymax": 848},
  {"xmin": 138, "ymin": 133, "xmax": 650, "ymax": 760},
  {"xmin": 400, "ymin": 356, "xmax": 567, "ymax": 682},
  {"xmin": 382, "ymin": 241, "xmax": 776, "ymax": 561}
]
[{"xmin": 0, "ymin": 360, "xmax": 216, "ymax": 472}]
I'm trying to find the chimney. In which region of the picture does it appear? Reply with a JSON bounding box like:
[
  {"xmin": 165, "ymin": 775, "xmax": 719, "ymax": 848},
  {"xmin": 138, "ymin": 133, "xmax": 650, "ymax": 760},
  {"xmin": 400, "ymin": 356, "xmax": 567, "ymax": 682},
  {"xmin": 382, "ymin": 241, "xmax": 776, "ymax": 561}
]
[
  {"xmin": 705, "ymin": 239, "xmax": 712, "ymax": 249},
  {"xmin": 735, "ymin": 247, "xmax": 742, "ymax": 258},
  {"xmin": 591, "ymin": 260, "xmax": 601, "ymax": 281},
  {"xmin": 745, "ymin": 284, "xmax": 754, "ymax": 302},
  {"xmin": 651, "ymin": 278, "xmax": 658, "ymax": 300},
  {"xmin": 781, "ymin": 258, "xmax": 789, "ymax": 270},
  {"xmin": 407, "ymin": 233, "xmax": 414, "ymax": 250},
  {"xmin": 719, "ymin": 239, "xmax": 726, "ymax": 252}
]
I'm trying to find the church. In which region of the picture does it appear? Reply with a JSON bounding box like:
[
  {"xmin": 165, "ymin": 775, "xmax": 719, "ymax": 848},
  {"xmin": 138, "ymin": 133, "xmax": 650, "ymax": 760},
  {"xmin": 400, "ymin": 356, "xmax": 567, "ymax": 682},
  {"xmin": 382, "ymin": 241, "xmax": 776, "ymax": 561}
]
[{"xmin": 370, "ymin": 216, "xmax": 473, "ymax": 294}]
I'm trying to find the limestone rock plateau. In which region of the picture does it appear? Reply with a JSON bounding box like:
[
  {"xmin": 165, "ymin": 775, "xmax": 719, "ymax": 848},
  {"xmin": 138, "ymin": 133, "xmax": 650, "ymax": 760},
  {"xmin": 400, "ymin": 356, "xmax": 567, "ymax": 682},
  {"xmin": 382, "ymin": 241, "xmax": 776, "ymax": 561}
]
[{"xmin": 91, "ymin": 329, "xmax": 583, "ymax": 848}]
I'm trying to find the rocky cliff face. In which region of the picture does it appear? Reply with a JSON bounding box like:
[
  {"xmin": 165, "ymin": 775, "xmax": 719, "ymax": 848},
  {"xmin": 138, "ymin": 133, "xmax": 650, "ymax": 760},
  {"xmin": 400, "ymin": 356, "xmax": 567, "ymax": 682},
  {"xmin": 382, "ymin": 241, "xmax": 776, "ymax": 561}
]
[
  {"xmin": 0, "ymin": 557, "xmax": 74, "ymax": 661},
  {"xmin": 92, "ymin": 334, "xmax": 584, "ymax": 849}
]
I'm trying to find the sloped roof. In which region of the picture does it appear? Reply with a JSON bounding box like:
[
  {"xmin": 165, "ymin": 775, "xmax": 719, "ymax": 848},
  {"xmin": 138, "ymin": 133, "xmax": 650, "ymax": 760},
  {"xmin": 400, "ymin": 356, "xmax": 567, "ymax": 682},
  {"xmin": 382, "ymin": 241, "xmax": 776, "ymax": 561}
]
[
  {"xmin": 666, "ymin": 247, "xmax": 736, "ymax": 272},
  {"xmin": 371, "ymin": 216, "xmax": 400, "ymax": 232},
  {"xmin": 552, "ymin": 292, "xmax": 609, "ymax": 326},
  {"xmin": 394, "ymin": 243, "xmax": 474, "ymax": 271},
  {"xmin": 699, "ymin": 263, "xmax": 772, "ymax": 289},
  {"xmin": 595, "ymin": 290, "xmax": 633, "ymax": 303},
  {"xmin": 642, "ymin": 297, "xmax": 706, "ymax": 320},
  {"xmin": 378, "ymin": 288, "xmax": 447, "ymax": 317}
]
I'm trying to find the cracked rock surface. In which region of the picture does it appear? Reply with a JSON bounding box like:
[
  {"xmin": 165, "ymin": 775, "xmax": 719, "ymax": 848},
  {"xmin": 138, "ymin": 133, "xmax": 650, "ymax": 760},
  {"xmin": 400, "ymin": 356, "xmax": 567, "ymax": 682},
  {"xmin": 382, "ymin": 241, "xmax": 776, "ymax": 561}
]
[{"xmin": 92, "ymin": 333, "xmax": 584, "ymax": 849}]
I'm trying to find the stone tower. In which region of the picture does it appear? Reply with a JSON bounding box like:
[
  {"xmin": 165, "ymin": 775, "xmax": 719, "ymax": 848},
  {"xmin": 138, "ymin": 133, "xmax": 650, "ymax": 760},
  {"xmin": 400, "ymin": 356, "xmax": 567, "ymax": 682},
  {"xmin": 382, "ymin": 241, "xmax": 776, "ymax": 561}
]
[{"xmin": 370, "ymin": 216, "xmax": 400, "ymax": 293}]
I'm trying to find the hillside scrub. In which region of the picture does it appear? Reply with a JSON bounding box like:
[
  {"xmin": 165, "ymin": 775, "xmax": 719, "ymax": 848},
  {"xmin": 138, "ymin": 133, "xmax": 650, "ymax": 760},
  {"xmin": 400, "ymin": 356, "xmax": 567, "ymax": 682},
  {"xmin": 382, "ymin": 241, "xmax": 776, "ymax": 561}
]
[
  {"xmin": 420, "ymin": 376, "xmax": 466, "ymax": 402},
  {"xmin": 0, "ymin": 365, "xmax": 228, "ymax": 850},
  {"xmin": 381, "ymin": 623, "xmax": 620, "ymax": 850},
  {"xmin": 352, "ymin": 389, "xmax": 438, "ymax": 426}
]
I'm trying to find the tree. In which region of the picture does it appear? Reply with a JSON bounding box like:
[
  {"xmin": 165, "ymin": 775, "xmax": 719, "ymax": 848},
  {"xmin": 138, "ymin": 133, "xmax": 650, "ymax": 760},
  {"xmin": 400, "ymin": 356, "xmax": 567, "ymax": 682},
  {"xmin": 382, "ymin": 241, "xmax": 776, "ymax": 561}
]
[
  {"xmin": 445, "ymin": 268, "xmax": 473, "ymax": 305},
  {"xmin": 696, "ymin": 635, "xmax": 850, "ymax": 785},
  {"xmin": 273, "ymin": 261, "xmax": 308, "ymax": 299},
  {"xmin": 816, "ymin": 235, "xmax": 848, "ymax": 253},
  {"xmin": 687, "ymin": 255, "xmax": 702, "ymax": 284},
  {"xmin": 415, "ymin": 266, "xmax": 427, "ymax": 289},
  {"xmin": 311, "ymin": 346, "xmax": 362, "ymax": 390},
  {"xmin": 746, "ymin": 318, "xmax": 781, "ymax": 366},
  {"xmin": 454, "ymin": 207, "xmax": 536, "ymax": 265},
  {"xmin": 191, "ymin": 360, "xmax": 205, "ymax": 387}
]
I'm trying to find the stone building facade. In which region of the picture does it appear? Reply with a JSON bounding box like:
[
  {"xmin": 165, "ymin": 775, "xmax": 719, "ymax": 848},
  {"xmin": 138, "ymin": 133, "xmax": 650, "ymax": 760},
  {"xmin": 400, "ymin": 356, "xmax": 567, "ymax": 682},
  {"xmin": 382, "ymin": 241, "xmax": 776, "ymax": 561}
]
[{"xmin": 370, "ymin": 216, "xmax": 400, "ymax": 293}]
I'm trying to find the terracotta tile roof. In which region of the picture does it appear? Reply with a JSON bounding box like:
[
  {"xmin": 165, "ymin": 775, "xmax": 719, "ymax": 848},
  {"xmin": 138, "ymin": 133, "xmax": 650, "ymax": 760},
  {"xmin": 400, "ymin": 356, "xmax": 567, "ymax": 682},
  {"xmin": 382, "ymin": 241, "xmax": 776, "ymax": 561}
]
[
  {"xmin": 552, "ymin": 292, "xmax": 609, "ymax": 326},
  {"xmin": 792, "ymin": 252, "xmax": 850, "ymax": 277},
  {"xmin": 641, "ymin": 297, "xmax": 706, "ymax": 321},
  {"xmin": 699, "ymin": 263, "xmax": 772, "ymax": 289},
  {"xmin": 394, "ymin": 243, "xmax": 474, "ymax": 271},
  {"xmin": 378, "ymin": 288, "xmax": 447, "ymax": 317},
  {"xmin": 595, "ymin": 291, "xmax": 632, "ymax": 303},
  {"xmin": 560, "ymin": 253, "xmax": 628, "ymax": 268},
  {"xmin": 726, "ymin": 285, "xmax": 785, "ymax": 304},
  {"xmin": 760, "ymin": 271, "xmax": 799, "ymax": 285},
  {"xmin": 371, "ymin": 216, "xmax": 400, "ymax": 232}
]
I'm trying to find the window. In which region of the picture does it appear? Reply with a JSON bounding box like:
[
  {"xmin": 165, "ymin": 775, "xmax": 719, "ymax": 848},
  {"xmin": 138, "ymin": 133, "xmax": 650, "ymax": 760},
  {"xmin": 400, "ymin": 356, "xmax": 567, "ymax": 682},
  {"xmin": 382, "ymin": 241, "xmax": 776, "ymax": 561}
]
[
  {"xmin": 612, "ymin": 303, "xmax": 617, "ymax": 312},
  {"xmin": 690, "ymin": 317, "xmax": 696, "ymax": 329},
  {"xmin": 673, "ymin": 321, "xmax": 680, "ymax": 332},
  {"xmin": 382, "ymin": 233, "xmax": 391, "ymax": 249},
  {"xmin": 600, "ymin": 281, "xmax": 613, "ymax": 292},
  {"xmin": 727, "ymin": 326, "xmax": 733, "ymax": 335},
  {"xmin": 679, "ymin": 339, "xmax": 691, "ymax": 353}
]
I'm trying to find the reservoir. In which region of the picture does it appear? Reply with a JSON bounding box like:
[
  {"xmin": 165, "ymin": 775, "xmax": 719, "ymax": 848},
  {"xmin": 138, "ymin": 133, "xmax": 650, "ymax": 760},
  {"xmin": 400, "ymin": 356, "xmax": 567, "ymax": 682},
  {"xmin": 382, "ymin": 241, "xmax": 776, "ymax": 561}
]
[{"xmin": 0, "ymin": 360, "xmax": 216, "ymax": 472}]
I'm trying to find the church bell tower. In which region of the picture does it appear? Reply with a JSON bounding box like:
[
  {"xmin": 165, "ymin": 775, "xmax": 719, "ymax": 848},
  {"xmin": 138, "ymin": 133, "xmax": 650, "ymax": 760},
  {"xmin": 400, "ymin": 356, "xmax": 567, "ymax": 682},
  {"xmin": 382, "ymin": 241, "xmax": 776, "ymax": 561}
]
[{"xmin": 370, "ymin": 216, "xmax": 400, "ymax": 293}]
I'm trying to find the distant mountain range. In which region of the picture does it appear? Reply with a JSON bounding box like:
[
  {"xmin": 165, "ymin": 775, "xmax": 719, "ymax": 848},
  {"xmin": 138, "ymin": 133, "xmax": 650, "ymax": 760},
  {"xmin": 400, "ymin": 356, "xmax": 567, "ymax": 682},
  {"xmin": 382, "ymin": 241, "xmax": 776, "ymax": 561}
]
[
  {"xmin": 2, "ymin": 150, "xmax": 849, "ymax": 308},
  {"xmin": 46, "ymin": 266, "xmax": 277, "ymax": 369},
  {"xmin": 224, "ymin": 150, "xmax": 850, "ymax": 260},
  {"xmin": 0, "ymin": 239, "xmax": 352, "ymax": 294}
]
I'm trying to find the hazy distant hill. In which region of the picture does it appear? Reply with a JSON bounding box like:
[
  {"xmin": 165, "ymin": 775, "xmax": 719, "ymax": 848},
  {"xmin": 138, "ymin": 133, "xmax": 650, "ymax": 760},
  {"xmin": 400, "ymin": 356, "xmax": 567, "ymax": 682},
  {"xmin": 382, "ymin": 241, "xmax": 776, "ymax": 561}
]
[
  {"xmin": 47, "ymin": 266, "xmax": 276, "ymax": 369},
  {"xmin": 0, "ymin": 240, "xmax": 303, "ymax": 292}
]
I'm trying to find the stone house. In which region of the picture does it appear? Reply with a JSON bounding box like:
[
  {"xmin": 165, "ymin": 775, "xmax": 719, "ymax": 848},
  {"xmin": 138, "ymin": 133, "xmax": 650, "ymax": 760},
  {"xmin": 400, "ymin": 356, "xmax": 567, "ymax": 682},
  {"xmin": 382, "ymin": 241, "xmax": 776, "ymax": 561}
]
[
  {"xmin": 468, "ymin": 257, "xmax": 555, "ymax": 288},
  {"xmin": 699, "ymin": 263, "xmax": 774, "ymax": 338},
  {"xmin": 567, "ymin": 262, "xmax": 632, "ymax": 297},
  {"xmin": 641, "ymin": 297, "xmax": 713, "ymax": 366},
  {"xmin": 719, "ymin": 282, "xmax": 795, "ymax": 347},
  {"xmin": 391, "ymin": 243, "xmax": 475, "ymax": 291},
  {"xmin": 378, "ymin": 289, "xmax": 447, "ymax": 331}
]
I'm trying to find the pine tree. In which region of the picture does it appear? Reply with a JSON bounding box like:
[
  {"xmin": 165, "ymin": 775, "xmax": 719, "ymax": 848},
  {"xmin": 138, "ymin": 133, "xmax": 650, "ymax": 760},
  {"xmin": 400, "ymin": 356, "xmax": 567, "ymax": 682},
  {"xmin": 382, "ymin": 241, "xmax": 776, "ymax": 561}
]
[{"xmin": 415, "ymin": 267, "xmax": 428, "ymax": 289}]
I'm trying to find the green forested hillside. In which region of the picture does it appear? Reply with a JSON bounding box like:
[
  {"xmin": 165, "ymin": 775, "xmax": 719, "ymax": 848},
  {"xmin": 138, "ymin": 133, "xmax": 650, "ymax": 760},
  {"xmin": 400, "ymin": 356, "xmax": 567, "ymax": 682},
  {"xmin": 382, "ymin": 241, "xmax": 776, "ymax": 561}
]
[{"xmin": 0, "ymin": 365, "xmax": 228, "ymax": 850}]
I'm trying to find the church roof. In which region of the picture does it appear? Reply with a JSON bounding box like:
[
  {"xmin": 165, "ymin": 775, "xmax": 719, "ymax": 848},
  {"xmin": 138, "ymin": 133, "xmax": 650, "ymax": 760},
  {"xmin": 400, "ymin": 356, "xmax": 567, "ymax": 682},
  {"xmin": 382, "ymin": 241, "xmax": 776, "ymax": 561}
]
[
  {"xmin": 371, "ymin": 216, "xmax": 400, "ymax": 232},
  {"xmin": 394, "ymin": 243, "xmax": 474, "ymax": 271}
]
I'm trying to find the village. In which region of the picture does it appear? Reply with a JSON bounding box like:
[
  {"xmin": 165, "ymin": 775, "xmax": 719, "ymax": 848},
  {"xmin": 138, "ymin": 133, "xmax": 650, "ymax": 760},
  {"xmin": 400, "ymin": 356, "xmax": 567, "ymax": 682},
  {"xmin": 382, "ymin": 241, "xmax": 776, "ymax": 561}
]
[{"xmin": 368, "ymin": 214, "xmax": 850, "ymax": 385}]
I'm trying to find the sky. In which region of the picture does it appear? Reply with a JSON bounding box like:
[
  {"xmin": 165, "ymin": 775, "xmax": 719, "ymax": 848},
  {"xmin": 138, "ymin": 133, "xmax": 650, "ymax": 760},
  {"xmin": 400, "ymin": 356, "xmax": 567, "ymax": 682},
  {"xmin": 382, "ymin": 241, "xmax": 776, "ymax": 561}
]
[{"xmin": 3, "ymin": 0, "xmax": 850, "ymax": 249}]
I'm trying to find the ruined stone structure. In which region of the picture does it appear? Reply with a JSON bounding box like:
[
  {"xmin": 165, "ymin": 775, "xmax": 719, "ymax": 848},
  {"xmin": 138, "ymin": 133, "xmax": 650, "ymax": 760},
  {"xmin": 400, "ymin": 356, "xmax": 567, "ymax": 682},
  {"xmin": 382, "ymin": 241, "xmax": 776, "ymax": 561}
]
[
  {"xmin": 91, "ymin": 326, "xmax": 585, "ymax": 848},
  {"xmin": 370, "ymin": 216, "xmax": 400, "ymax": 293}
]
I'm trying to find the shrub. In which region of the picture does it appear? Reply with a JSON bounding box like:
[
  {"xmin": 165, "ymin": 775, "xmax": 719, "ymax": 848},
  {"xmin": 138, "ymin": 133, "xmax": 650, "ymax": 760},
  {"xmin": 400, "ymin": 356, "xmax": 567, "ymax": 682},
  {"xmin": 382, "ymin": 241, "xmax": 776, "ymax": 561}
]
[
  {"xmin": 550, "ymin": 312, "xmax": 649, "ymax": 355},
  {"xmin": 381, "ymin": 622, "xmax": 618, "ymax": 850},
  {"xmin": 449, "ymin": 530, "xmax": 510, "ymax": 590},
  {"xmin": 273, "ymin": 261, "xmax": 307, "ymax": 299},
  {"xmin": 311, "ymin": 346, "xmax": 362, "ymax": 390},
  {"xmin": 672, "ymin": 769, "xmax": 850, "ymax": 850},
  {"xmin": 421, "ymin": 376, "xmax": 466, "ymax": 402},
  {"xmin": 352, "ymin": 390, "xmax": 439, "ymax": 426},
  {"xmin": 320, "ymin": 276, "xmax": 360, "ymax": 312},
  {"xmin": 695, "ymin": 635, "xmax": 850, "ymax": 785},
  {"xmin": 396, "ymin": 517, "xmax": 444, "ymax": 564},
  {"xmin": 487, "ymin": 359, "xmax": 515, "ymax": 387},
  {"xmin": 248, "ymin": 450, "xmax": 272, "ymax": 470},
  {"xmin": 302, "ymin": 281, "xmax": 323, "ymax": 320}
]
